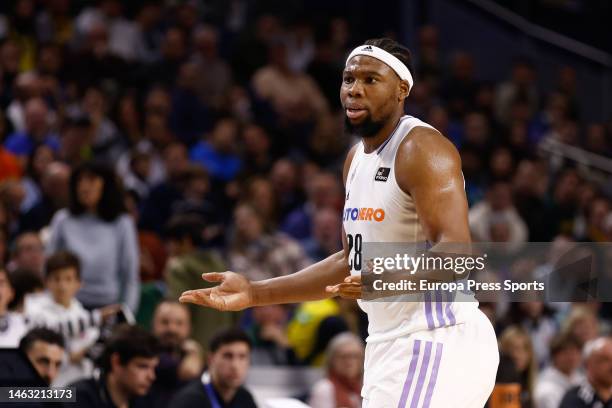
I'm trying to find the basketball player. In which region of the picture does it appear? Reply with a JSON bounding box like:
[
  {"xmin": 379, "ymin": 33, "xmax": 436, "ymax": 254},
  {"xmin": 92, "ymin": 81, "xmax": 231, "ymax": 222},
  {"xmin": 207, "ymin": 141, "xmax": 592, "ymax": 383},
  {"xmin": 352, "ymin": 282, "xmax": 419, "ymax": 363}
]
[{"xmin": 180, "ymin": 38, "xmax": 499, "ymax": 407}]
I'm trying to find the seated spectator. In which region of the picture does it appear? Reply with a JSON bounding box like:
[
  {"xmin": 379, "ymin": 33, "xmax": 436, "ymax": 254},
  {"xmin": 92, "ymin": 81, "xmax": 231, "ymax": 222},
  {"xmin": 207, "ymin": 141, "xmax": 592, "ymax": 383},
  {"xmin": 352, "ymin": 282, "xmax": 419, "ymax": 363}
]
[
  {"xmin": 141, "ymin": 300, "xmax": 204, "ymax": 408},
  {"xmin": 46, "ymin": 161, "xmax": 140, "ymax": 312},
  {"xmin": 245, "ymin": 305, "xmax": 297, "ymax": 366},
  {"xmin": 561, "ymin": 305, "xmax": 600, "ymax": 349},
  {"xmin": 0, "ymin": 268, "xmax": 27, "ymax": 347},
  {"xmin": 499, "ymin": 326, "xmax": 538, "ymax": 408},
  {"xmin": 229, "ymin": 202, "xmax": 311, "ymax": 281},
  {"xmin": 139, "ymin": 142, "xmax": 190, "ymax": 233},
  {"xmin": 58, "ymin": 113, "xmax": 93, "ymax": 167},
  {"xmin": 169, "ymin": 327, "xmax": 257, "ymax": 408},
  {"xmin": 469, "ymin": 181, "xmax": 528, "ymax": 253},
  {"xmin": 164, "ymin": 215, "xmax": 238, "ymax": 349},
  {"xmin": 560, "ymin": 337, "xmax": 612, "ymax": 408},
  {"xmin": 19, "ymin": 327, "xmax": 65, "ymax": 385},
  {"xmin": 26, "ymin": 251, "xmax": 119, "ymax": 386},
  {"xmin": 20, "ymin": 144, "xmax": 56, "ymax": 213},
  {"xmin": 19, "ymin": 161, "xmax": 71, "ymax": 233},
  {"xmin": 308, "ymin": 332, "xmax": 364, "ymax": 408},
  {"xmin": 534, "ymin": 334, "xmax": 583, "ymax": 408},
  {"xmin": 502, "ymin": 302, "xmax": 558, "ymax": 367},
  {"xmin": 7, "ymin": 232, "xmax": 45, "ymax": 275},
  {"xmin": 70, "ymin": 324, "xmax": 160, "ymax": 408},
  {"xmin": 3, "ymin": 97, "xmax": 59, "ymax": 158},
  {"xmin": 252, "ymin": 40, "xmax": 328, "ymax": 127},
  {"xmin": 189, "ymin": 117, "xmax": 242, "ymax": 183},
  {"xmin": 282, "ymin": 171, "xmax": 343, "ymax": 241},
  {"xmin": 301, "ymin": 207, "xmax": 342, "ymax": 262}
]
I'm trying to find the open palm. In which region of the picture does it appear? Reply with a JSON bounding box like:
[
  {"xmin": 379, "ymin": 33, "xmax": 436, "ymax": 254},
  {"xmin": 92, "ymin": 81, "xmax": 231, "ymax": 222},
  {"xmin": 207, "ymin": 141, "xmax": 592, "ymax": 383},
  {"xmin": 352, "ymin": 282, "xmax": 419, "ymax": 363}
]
[{"xmin": 179, "ymin": 271, "xmax": 254, "ymax": 311}]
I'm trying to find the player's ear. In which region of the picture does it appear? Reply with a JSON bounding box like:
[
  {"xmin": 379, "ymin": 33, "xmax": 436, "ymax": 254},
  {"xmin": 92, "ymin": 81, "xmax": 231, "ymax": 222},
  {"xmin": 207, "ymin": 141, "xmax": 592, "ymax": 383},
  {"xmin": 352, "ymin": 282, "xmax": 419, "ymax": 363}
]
[{"xmin": 398, "ymin": 80, "xmax": 409, "ymax": 102}]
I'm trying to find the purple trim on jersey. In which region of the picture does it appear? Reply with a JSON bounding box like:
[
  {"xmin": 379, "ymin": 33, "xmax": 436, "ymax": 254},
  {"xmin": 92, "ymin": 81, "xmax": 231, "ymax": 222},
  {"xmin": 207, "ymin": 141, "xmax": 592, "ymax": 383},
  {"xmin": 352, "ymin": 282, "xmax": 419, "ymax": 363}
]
[
  {"xmin": 422, "ymin": 343, "xmax": 444, "ymax": 408},
  {"xmin": 444, "ymin": 291, "xmax": 456, "ymax": 325},
  {"xmin": 410, "ymin": 341, "xmax": 433, "ymax": 408},
  {"xmin": 434, "ymin": 290, "xmax": 446, "ymax": 327},
  {"xmin": 398, "ymin": 340, "xmax": 421, "ymax": 408},
  {"xmin": 423, "ymin": 292, "xmax": 435, "ymax": 329}
]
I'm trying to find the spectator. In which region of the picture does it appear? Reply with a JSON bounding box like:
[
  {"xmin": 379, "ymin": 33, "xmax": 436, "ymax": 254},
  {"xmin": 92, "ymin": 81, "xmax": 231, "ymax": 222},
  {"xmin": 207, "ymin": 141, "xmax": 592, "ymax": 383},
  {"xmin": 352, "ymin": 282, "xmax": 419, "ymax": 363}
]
[
  {"xmin": 500, "ymin": 326, "xmax": 538, "ymax": 408},
  {"xmin": 164, "ymin": 215, "xmax": 238, "ymax": 349},
  {"xmin": 20, "ymin": 161, "xmax": 71, "ymax": 233},
  {"xmin": 0, "ymin": 268, "xmax": 27, "ymax": 347},
  {"xmin": 4, "ymin": 97, "xmax": 59, "ymax": 158},
  {"xmin": 302, "ymin": 207, "xmax": 343, "ymax": 261},
  {"xmin": 282, "ymin": 171, "xmax": 343, "ymax": 240},
  {"xmin": 469, "ymin": 181, "xmax": 528, "ymax": 252},
  {"xmin": 7, "ymin": 232, "xmax": 45, "ymax": 275},
  {"xmin": 20, "ymin": 144, "xmax": 55, "ymax": 213},
  {"xmin": 70, "ymin": 324, "xmax": 160, "ymax": 408},
  {"xmin": 308, "ymin": 332, "xmax": 364, "ymax": 408},
  {"xmin": 82, "ymin": 86, "xmax": 124, "ymax": 162},
  {"xmin": 169, "ymin": 327, "xmax": 257, "ymax": 408},
  {"xmin": 190, "ymin": 117, "xmax": 242, "ymax": 183},
  {"xmin": 252, "ymin": 40, "xmax": 328, "ymax": 127},
  {"xmin": 139, "ymin": 141, "xmax": 189, "ymax": 233},
  {"xmin": 229, "ymin": 202, "xmax": 312, "ymax": 281},
  {"xmin": 46, "ymin": 161, "xmax": 140, "ymax": 312},
  {"xmin": 245, "ymin": 305, "xmax": 297, "ymax": 366},
  {"xmin": 561, "ymin": 305, "xmax": 600, "ymax": 349},
  {"xmin": 142, "ymin": 301, "xmax": 204, "ymax": 408},
  {"xmin": 26, "ymin": 251, "xmax": 119, "ymax": 386},
  {"xmin": 534, "ymin": 334, "xmax": 583, "ymax": 408},
  {"xmin": 19, "ymin": 327, "xmax": 65, "ymax": 385},
  {"xmin": 495, "ymin": 58, "xmax": 539, "ymax": 127},
  {"xmin": 190, "ymin": 25, "xmax": 233, "ymax": 111},
  {"xmin": 502, "ymin": 302, "xmax": 558, "ymax": 368},
  {"xmin": 58, "ymin": 113, "xmax": 93, "ymax": 167},
  {"xmin": 560, "ymin": 337, "xmax": 612, "ymax": 408}
]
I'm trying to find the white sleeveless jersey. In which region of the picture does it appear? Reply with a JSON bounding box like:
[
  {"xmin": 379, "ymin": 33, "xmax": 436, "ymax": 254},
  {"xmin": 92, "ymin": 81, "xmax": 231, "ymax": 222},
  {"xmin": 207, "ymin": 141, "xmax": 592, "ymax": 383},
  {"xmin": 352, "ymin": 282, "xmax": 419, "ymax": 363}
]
[{"xmin": 343, "ymin": 115, "xmax": 477, "ymax": 343}]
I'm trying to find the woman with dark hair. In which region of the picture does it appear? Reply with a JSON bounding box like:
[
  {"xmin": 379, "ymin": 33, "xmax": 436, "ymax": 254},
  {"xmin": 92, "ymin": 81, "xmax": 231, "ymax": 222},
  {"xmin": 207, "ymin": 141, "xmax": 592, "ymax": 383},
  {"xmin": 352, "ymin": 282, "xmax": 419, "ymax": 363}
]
[{"xmin": 46, "ymin": 162, "xmax": 140, "ymax": 312}]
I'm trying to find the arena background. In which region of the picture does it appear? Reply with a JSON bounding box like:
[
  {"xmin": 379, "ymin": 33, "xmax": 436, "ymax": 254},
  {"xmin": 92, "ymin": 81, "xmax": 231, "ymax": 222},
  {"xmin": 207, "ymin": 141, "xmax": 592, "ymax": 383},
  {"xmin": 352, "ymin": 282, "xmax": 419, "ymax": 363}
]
[{"xmin": 0, "ymin": 0, "xmax": 611, "ymax": 407}]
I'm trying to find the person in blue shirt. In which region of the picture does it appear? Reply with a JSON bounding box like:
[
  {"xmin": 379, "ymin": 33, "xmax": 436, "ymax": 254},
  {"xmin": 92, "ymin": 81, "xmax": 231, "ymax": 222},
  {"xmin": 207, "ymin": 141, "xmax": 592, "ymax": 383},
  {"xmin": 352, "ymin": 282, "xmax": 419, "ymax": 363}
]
[{"xmin": 4, "ymin": 98, "xmax": 60, "ymax": 157}]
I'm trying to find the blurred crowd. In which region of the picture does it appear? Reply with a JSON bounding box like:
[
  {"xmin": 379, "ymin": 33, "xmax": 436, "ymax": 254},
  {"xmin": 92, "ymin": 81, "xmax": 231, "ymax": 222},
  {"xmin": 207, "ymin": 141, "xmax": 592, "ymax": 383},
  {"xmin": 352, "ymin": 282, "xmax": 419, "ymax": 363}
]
[{"xmin": 0, "ymin": 1, "xmax": 612, "ymax": 407}]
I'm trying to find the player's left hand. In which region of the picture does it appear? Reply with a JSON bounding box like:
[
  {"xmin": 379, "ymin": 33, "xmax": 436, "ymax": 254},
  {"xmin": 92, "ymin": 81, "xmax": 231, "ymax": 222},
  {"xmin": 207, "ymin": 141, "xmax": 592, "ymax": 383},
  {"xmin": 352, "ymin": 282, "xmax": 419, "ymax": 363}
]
[{"xmin": 326, "ymin": 275, "xmax": 362, "ymax": 300}]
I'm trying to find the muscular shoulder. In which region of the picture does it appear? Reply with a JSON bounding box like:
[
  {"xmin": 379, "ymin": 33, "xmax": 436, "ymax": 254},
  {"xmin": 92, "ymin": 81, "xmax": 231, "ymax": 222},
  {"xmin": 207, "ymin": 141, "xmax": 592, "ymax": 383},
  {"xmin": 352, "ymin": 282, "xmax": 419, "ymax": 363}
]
[
  {"xmin": 342, "ymin": 143, "xmax": 359, "ymax": 187},
  {"xmin": 395, "ymin": 126, "xmax": 462, "ymax": 193}
]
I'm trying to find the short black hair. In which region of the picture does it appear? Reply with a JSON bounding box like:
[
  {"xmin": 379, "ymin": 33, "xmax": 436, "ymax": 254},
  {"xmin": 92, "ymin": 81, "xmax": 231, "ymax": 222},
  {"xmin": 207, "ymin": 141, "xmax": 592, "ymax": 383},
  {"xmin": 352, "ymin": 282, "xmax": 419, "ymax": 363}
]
[
  {"xmin": 99, "ymin": 324, "xmax": 160, "ymax": 373},
  {"xmin": 8, "ymin": 269, "xmax": 44, "ymax": 310},
  {"xmin": 550, "ymin": 333, "xmax": 581, "ymax": 357},
  {"xmin": 68, "ymin": 161, "xmax": 126, "ymax": 222},
  {"xmin": 45, "ymin": 251, "xmax": 81, "ymax": 280},
  {"xmin": 363, "ymin": 38, "xmax": 415, "ymax": 80},
  {"xmin": 164, "ymin": 214, "xmax": 206, "ymax": 247},
  {"xmin": 209, "ymin": 327, "xmax": 252, "ymax": 353},
  {"xmin": 19, "ymin": 328, "xmax": 65, "ymax": 353}
]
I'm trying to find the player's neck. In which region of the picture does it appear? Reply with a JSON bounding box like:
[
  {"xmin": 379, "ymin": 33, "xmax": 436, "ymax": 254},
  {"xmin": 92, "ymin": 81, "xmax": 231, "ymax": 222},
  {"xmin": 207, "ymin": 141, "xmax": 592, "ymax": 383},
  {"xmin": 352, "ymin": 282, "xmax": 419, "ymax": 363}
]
[{"xmin": 361, "ymin": 110, "xmax": 404, "ymax": 153}]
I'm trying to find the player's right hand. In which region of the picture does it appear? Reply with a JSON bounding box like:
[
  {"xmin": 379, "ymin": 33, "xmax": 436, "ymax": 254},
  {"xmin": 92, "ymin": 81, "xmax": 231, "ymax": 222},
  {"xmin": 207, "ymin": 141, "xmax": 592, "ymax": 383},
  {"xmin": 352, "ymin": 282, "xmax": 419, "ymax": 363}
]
[{"xmin": 179, "ymin": 271, "xmax": 254, "ymax": 311}]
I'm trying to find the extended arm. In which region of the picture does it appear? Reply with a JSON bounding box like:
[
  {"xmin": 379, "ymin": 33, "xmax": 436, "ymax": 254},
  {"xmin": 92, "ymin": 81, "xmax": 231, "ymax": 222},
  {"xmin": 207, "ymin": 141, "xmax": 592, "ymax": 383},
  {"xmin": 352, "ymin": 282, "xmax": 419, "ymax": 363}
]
[{"xmin": 179, "ymin": 145, "xmax": 358, "ymax": 310}]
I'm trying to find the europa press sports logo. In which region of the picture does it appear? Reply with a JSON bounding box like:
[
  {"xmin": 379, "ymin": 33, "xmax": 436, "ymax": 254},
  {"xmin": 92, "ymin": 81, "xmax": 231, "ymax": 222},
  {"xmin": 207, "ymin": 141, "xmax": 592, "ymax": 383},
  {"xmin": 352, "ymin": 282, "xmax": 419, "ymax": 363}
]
[{"xmin": 343, "ymin": 207, "xmax": 386, "ymax": 222}]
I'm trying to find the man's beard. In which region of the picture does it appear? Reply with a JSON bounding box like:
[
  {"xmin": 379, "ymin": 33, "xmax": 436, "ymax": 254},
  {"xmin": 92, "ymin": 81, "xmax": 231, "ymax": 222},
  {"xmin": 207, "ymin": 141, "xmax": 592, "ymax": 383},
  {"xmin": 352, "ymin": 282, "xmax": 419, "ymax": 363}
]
[{"xmin": 344, "ymin": 114, "xmax": 386, "ymax": 139}]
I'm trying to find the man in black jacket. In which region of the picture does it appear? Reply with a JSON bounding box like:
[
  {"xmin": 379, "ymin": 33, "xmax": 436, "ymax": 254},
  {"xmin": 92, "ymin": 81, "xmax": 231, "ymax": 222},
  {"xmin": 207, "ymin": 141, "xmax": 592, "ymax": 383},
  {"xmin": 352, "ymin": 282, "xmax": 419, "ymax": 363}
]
[
  {"xmin": 70, "ymin": 325, "xmax": 160, "ymax": 408},
  {"xmin": 169, "ymin": 327, "xmax": 257, "ymax": 408}
]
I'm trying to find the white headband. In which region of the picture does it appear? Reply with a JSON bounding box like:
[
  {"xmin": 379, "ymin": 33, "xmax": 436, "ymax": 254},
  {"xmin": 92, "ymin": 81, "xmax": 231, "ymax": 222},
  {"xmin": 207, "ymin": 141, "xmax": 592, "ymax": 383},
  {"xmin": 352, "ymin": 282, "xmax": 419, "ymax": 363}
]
[{"xmin": 345, "ymin": 44, "xmax": 414, "ymax": 90}]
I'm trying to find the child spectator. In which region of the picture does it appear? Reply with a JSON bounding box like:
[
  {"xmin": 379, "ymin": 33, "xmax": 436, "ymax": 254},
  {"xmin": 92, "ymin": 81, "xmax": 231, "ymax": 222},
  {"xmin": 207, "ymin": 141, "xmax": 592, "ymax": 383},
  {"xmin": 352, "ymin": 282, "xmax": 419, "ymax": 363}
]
[{"xmin": 26, "ymin": 250, "xmax": 119, "ymax": 386}]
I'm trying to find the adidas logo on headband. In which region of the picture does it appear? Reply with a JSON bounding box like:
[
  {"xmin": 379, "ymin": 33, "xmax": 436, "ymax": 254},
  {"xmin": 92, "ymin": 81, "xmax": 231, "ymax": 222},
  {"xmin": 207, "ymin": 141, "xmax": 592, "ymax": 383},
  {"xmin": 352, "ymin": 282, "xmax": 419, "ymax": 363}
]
[{"xmin": 346, "ymin": 44, "xmax": 414, "ymax": 92}]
